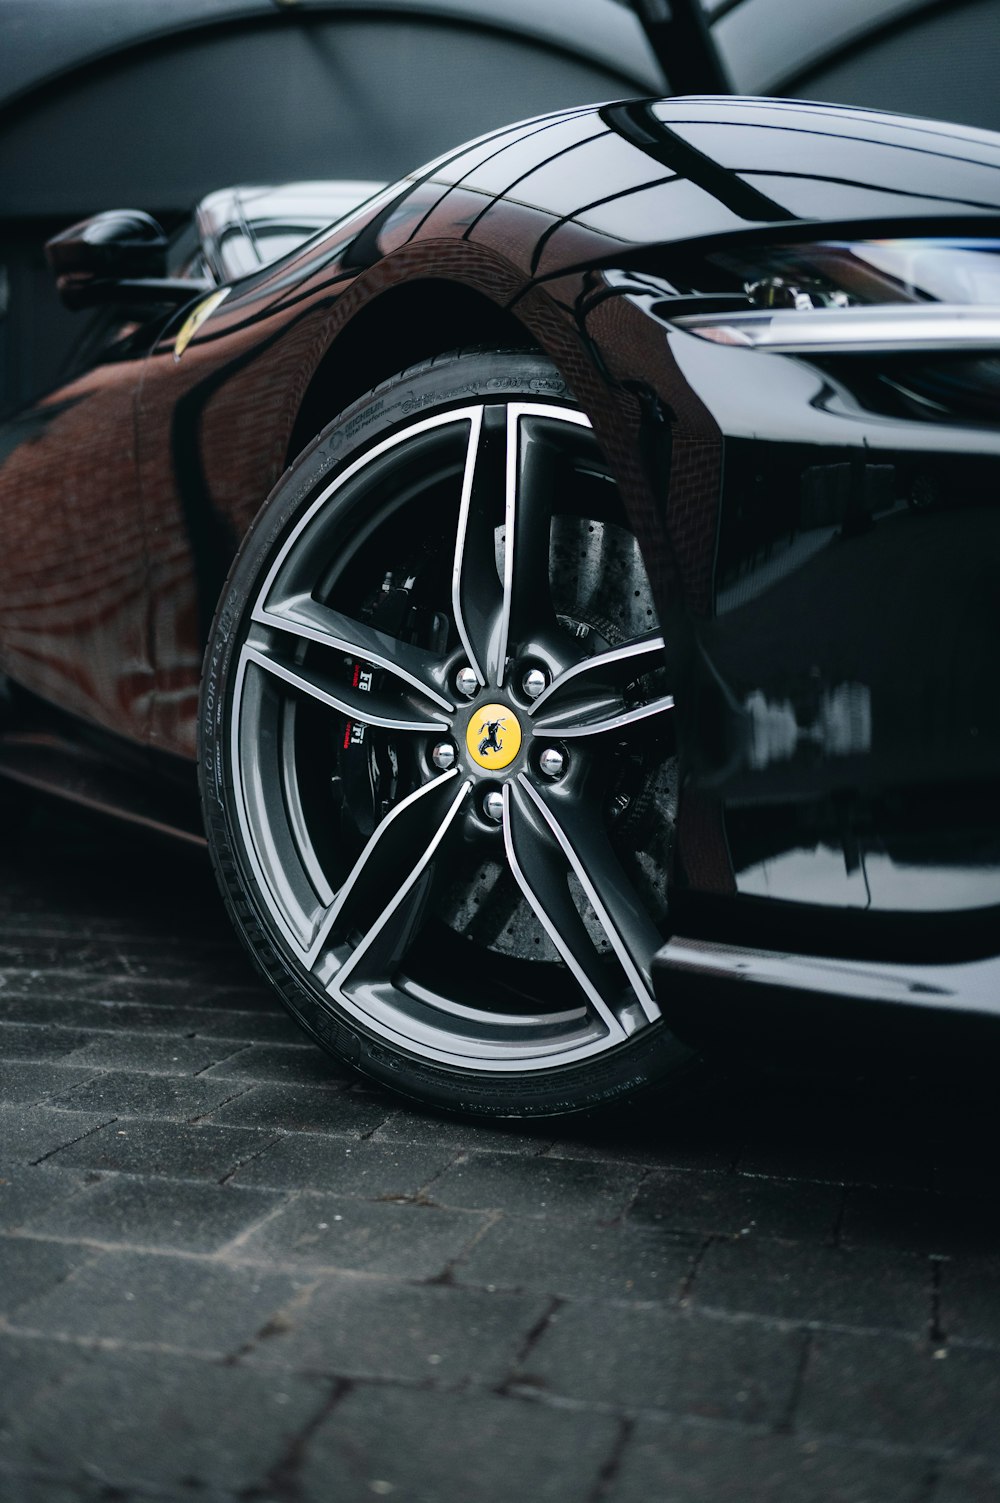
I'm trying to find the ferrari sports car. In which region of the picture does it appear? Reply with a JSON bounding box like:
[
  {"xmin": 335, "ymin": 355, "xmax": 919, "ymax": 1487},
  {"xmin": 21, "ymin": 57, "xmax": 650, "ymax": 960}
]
[{"xmin": 2, "ymin": 96, "xmax": 1000, "ymax": 1116}]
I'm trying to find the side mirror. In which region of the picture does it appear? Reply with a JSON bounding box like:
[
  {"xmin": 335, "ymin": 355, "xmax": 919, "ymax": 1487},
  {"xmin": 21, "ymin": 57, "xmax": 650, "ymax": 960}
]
[{"xmin": 45, "ymin": 210, "xmax": 209, "ymax": 310}]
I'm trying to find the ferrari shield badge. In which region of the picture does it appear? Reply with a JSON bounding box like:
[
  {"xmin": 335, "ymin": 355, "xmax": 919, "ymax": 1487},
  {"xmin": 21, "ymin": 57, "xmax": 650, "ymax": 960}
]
[
  {"xmin": 467, "ymin": 704, "xmax": 521, "ymax": 770},
  {"xmin": 173, "ymin": 288, "xmax": 231, "ymax": 361}
]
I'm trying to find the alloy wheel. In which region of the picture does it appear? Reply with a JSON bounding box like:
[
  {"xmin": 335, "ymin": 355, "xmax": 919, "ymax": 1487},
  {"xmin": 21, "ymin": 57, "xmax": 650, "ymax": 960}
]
[{"xmin": 227, "ymin": 400, "xmax": 676, "ymax": 1073}]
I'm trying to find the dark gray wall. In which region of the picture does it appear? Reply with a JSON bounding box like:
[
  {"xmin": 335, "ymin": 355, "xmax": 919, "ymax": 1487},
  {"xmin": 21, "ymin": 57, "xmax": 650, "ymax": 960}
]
[
  {"xmin": 791, "ymin": 0, "xmax": 1000, "ymax": 135},
  {"xmin": 0, "ymin": 7, "xmax": 654, "ymax": 416},
  {"xmin": 0, "ymin": 13, "xmax": 650, "ymax": 219}
]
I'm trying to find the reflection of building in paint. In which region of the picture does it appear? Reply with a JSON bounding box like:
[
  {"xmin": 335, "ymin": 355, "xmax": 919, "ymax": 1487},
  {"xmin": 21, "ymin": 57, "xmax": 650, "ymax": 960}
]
[{"xmin": 744, "ymin": 681, "xmax": 873, "ymax": 771}]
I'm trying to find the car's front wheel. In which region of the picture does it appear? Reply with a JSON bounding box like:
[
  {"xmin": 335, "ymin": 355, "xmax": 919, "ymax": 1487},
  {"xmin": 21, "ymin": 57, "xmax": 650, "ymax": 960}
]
[{"xmin": 200, "ymin": 350, "xmax": 692, "ymax": 1116}]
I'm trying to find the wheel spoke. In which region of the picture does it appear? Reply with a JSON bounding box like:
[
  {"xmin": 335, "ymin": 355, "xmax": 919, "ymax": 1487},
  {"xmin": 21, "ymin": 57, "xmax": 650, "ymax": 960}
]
[
  {"xmin": 242, "ymin": 642, "xmax": 447, "ymax": 733},
  {"xmin": 493, "ymin": 411, "xmax": 564, "ymax": 686},
  {"xmin": 253, "ymin": 593, "xmax": 453, "ymax": 711},
  {"xmin": 452, "ymin": 405, "xmax": 506, "ymax": 687},
  {"xmin": 529, "ymin": 629, "xmax": 673, "ymax": 739},
  {"xmin": 517, "ymin": 775, "xmax": 661, "ymax": 1022},
  {"xmin": 532, "ymin": 693, "xmax": 674, "ymax": 740},
  {"xmin": 503, "ymin": 782, "xmax": 629, "ymax": 1042},
  {"xmin": 329, "ymin": 773, "xmax": 472, "ymax": 988},
  {"xmin": 528, "ymin": 632, "xmax": 666, "ymax": 716}
]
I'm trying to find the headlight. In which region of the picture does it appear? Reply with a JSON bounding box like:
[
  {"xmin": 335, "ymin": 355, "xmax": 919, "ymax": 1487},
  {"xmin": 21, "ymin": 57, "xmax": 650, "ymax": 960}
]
[{"xmin": 669, "ymin": 238, "xmax": 1000, "ymax": 353}]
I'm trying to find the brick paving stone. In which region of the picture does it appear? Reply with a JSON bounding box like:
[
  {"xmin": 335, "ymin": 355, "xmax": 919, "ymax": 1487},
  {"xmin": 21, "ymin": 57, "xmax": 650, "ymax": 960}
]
[
  {"xmin": 62, "ymin": 1033, "xmax": 248, "ymax": 1076},
  {"xmin": 0, "ymin": 1332, "xmax": 93, "ymax": 1427},
  {"xmin": 43, "ymin": 1118, "xmax": 280, "ymax": 1180},
  {"xmin": 370, "ymin": 1107, "xmax": 552, "ymax": 1156},
  {"xmin": 0, "ymin": 969, "xmax": 271, "ymax": 1008},
  {"xmin": 455, "ymin": 1215, "xmax": 699, "ymax": 1302},
  {"xmin": 604, "ymin": 1418, "xmax": 928, "ymax": 1503},
  {"xmin": 931, "ymin": 1121, "xmax": 1000, "ymax": 1200},
  {"xmin": 0, "ymin": 993, "xmax": 221, "ymax": 1034},
  {"xmin": 694, "ymin": 1239, "xmax": 932, "ymax": 1333},
  {"xmin": 73, "ymin": 1000, "xmax": 250, "ymax": 1036},
  {"xmin": 841, "ymin": 1188, "xmax": 1000, "ymax": 1258},
  {"xmin": 545, "ymin": 1129, "xmax": 733, "ymax": 1173},
  {"xmin": 21, "ymin": 1175, "xmax": 285, "ymax": 1254},
  {"xmin": 300, "ymin": 1384, "xmax": 621, "ymax": 1502},
  {"xmin": 932, "ymin": 1462, "xmax": 1000, "ymax": 1503},
  {"xmin": 0, "ymin": 934, "xmax": 241, "ymax": 973},
  {"xmin": 628, "ymin": 1169, "xmax": 843, "ymax": 1242},
  {"xmin": 0, "ymin": 1024, "xmax": 91, "ymax": 1061},
  {"xmin": 233, "ymin": 1134, "xmax": 457, "ymax": 1198},
  {"xmin": 938, "ymin": 1256, "xmax": 1000, "ymax": 1349},
  {"xmin": 178, "ymin": 984, "xmax": 290, "ymax": 1013},
  {"xmin": 0, "ymin": 1106, "xmax": 116, "ymax": 1165},
  {"xmin": 0, "ymin": 1165, "xmax": 90, "ymax": 1231},
  {"xmin": 203, "ymin": 1041, "xmax": 349, "ymax": 1085},
  {"xmin": 45, "ymin": 1069, "xmax": 244, "ymax": 1120},
  {"xmin": 0, "ymin": 1474, "xmax": 89, "ymax": 1503},
  {"xmin": 0, "ymin": 1238, "xmax": 95, "ymax": 1316},
  {"xmin": 737, "ymin": 1136, "xmax": 931, "ymax": 1193},
  {"xmin": 237, "ymin": 1194, "xmax": 487, "ymax": 1278},
  {"xmin": 4, "ymin": 808, "xmax": 1000, "ymax": 1500},
  {"xmin": 246, "ymin": 1276, "xmax": 550, "ymax": 1383},
  {"xmin": 208, "ymin": 1080, "xmax": 392, "ymax": 1134},
  {"xmin": 429, "ymin": 1150, "xmax": 643, "ymax": 1221},
  {"xmin": 0, "ymin": 1061, "xmax": 97, "ymax": 1105},
  {"xmin": 796, "ymin": 1330, "xmax": 1000, "ymax": 1461},
  {"xmin": 9, "ymin": 1249, "xmax": 309, "ymax": 1352},
  {"xmin": 520, "ymin": 1303, "xmax": 805, "ymax": 1423},
  {"xmin": 731, "ymin": 1086, "xmax": 932, "ymax": 1193},
  {"xmin": 545, "ymin": 1096, "xmax": 735, "ymax": 1173},
  {"xmin": 0, "ymin": 1346, "xmax": 330, "ymax": 1494},
  {"xmin": 192, "ymin": 1010, "xmax": 306, "ymax": 1043}
]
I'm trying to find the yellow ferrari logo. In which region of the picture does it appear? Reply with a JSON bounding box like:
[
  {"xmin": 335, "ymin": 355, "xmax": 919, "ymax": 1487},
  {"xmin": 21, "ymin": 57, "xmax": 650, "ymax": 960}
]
[
  {"xmin": 173, "ymin": 288, "xmax": 231, "ymax": 361},
  {"xmin": 467, "ymin": 703, "xmax": 521, "ymax": 770}
]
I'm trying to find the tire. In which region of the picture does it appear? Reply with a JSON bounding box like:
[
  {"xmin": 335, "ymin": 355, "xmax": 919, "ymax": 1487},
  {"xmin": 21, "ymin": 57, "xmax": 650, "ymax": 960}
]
[{"xmin": 200, "ymin": 350, "xmax": 693, "ymax": 1117}]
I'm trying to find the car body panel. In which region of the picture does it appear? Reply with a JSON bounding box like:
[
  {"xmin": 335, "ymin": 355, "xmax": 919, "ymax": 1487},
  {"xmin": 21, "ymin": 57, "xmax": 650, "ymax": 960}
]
[{"xmin": 3, "ymin": 96, "xmax": 1000, "ymax": 1023}]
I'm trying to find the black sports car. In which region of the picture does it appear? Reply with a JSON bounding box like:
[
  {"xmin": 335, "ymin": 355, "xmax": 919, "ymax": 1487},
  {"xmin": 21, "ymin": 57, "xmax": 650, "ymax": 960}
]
[{"xmin": 2, "ymin": 95, "xmax": 1000, "ymax": 1116}]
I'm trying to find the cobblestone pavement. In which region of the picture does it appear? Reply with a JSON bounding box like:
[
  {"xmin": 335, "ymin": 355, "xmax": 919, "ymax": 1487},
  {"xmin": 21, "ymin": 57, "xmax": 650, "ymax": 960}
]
[{"xmin": 1, "ymin": 807, "xmax": 999, "ymax": 1503}]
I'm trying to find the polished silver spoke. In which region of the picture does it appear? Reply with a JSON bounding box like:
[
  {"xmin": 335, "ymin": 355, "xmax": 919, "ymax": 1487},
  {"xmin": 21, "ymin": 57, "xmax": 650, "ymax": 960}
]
[
  {"xmin": 503, "ymin": 782, "xmax": 629, "ymax": 1043},
  {"xmin": 304, "ymin": 770, "xmax": 462, "ymax": 967},
  {"xmin": 533, "ymin": 694, "xmax": 674, "ymax": 740},
  {"xmin": 332, "ymin": 775, "xmax": 472, "ymax": 991},
  {"xmin": 517, "ymin": 775, "xmax": 661, "ymax": 1023},
  {"xmin": 528, "ymin": 631, "xmax": 666, "ymax": 716},
  {"xmin": 452, "ymin": 405, "xmax": 505, "ymax": 688},
  {"xmin": 242, "ymin": 643, "xmax": 447, "ymax": 732},
  {"xmin": 454, "ymin": 404, "xmax": 593, "ymax": 689},
  {"xmin": 493, "ymin": 410, "xmax": 565, "ymax": 686},
  {"xmin": 253, "ymin": 593, "xmax": 453, "ymax": 712}
]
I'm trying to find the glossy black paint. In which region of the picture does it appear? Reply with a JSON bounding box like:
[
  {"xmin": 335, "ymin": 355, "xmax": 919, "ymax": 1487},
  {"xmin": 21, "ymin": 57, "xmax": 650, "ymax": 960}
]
[{"xmin": 2, "ymin": 95, "xmax": 1000, "ymax": 1026}]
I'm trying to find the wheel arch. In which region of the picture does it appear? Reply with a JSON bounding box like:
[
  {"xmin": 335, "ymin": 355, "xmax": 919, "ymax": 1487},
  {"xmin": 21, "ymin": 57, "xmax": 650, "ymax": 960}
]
[{"xmin": 284, "ymin": 278, "xmax": 541, "ymax": 467}]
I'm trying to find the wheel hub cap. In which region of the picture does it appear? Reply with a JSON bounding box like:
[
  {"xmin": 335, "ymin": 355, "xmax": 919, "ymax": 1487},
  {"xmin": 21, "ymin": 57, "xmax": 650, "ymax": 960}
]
[{"xmin": 466, "ymin": 702, "xmax": 522, "ymax": 771}]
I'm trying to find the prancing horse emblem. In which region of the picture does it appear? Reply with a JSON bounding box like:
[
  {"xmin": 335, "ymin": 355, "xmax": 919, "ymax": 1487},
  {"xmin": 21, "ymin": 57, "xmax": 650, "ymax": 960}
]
[
  {"xmin": 478, "ymin": 717, "xmax": 506, "ymax": 758},
  {"xmin": 466, "ymin": 701, "xmax": 521, "ymax": 769}
]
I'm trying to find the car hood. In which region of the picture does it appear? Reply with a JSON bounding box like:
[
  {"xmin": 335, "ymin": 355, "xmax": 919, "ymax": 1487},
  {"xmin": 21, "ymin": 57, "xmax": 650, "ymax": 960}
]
[
  {"xmin": 217, "ymin": 95, "xmax": 1000, "ymax": 316},
  {"xmin": 433, "ymin": 95, "xmax": 1000, "ymax": 279}
]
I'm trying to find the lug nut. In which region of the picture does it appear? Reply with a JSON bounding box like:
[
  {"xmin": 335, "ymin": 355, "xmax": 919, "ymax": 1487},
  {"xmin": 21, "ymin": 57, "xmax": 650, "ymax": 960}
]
[
  {"xmin": 431, "ymin": 740, "xmax": 457, "ymax": 771},
  {"xmin": 538, "ymin": 747, "xmax": 566, "ymax": 780},
  {"xmin": 455, "ymin": 666, "xmax": 478, "ymax": 698},
  {"xmin": 522, "ymin": 667, "xmax": 548, "ymax": 700},
  {"xmin": 483, "ymin": 790, "xmax": 504, "ymax": 823}
]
